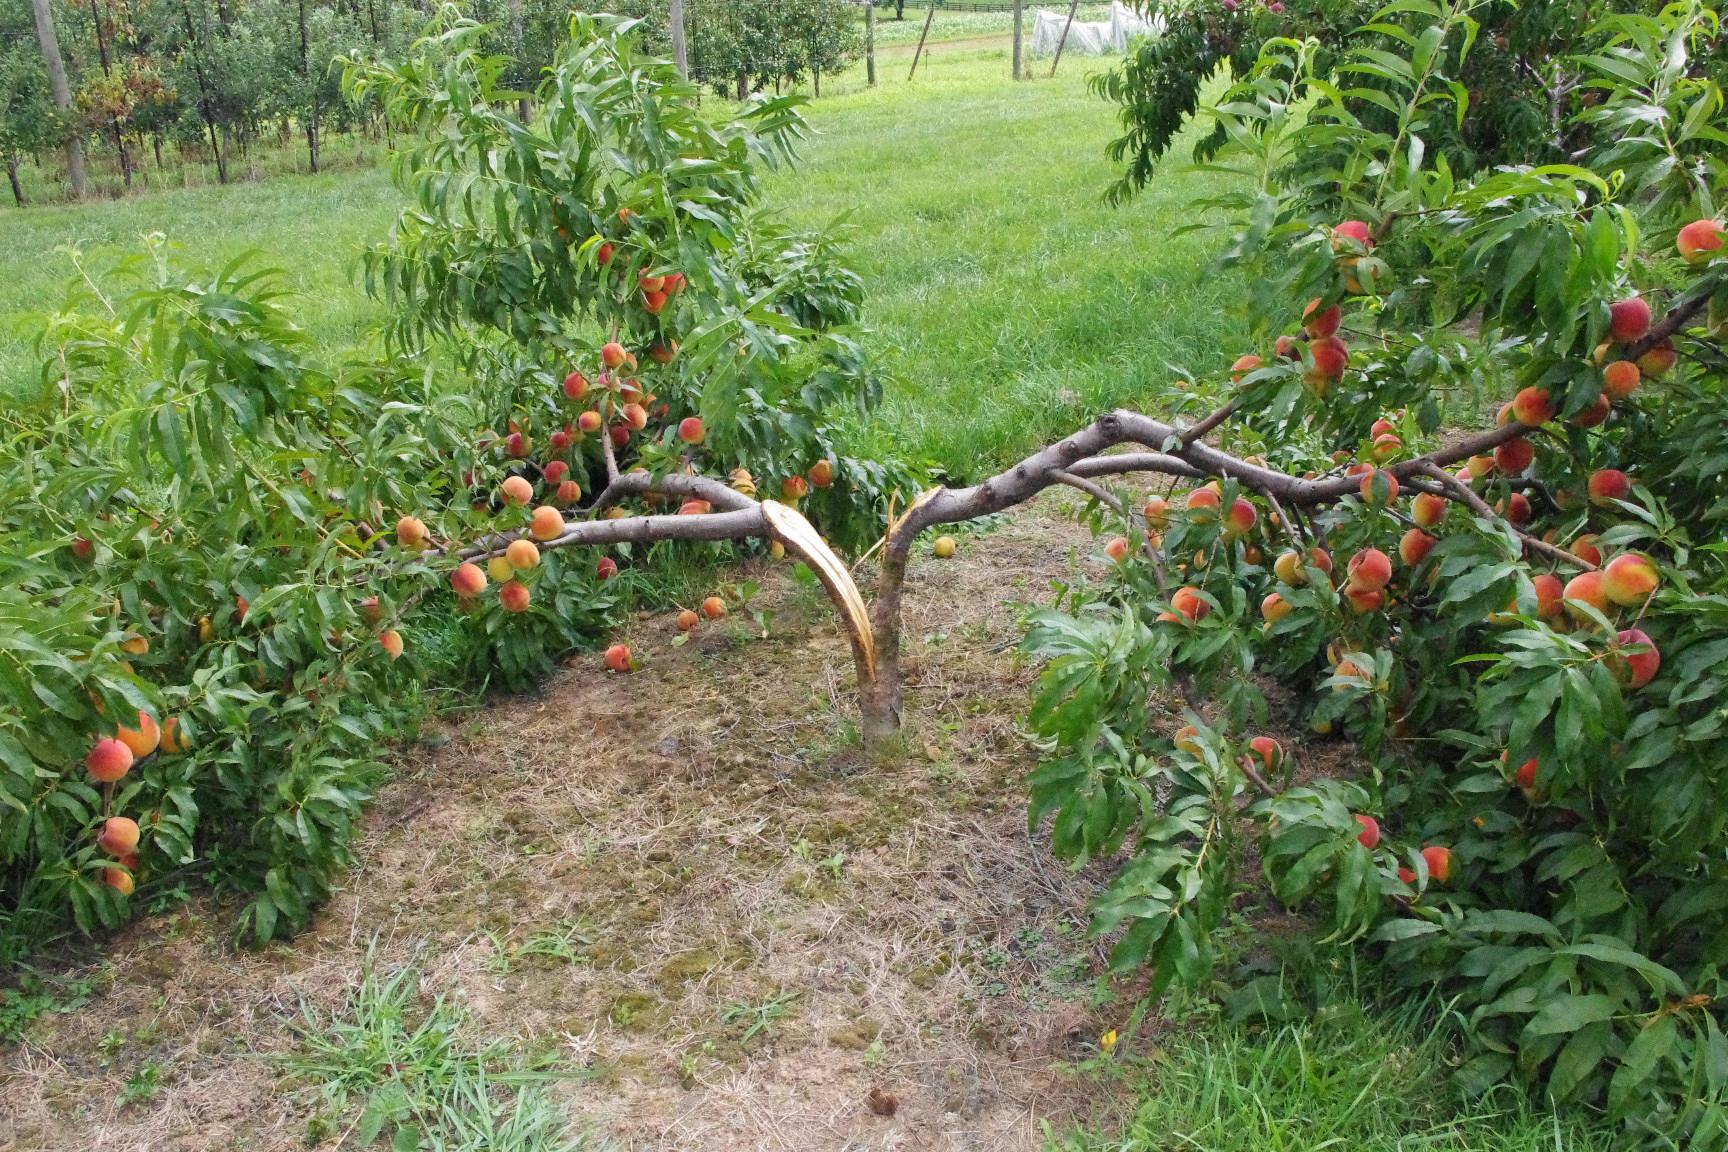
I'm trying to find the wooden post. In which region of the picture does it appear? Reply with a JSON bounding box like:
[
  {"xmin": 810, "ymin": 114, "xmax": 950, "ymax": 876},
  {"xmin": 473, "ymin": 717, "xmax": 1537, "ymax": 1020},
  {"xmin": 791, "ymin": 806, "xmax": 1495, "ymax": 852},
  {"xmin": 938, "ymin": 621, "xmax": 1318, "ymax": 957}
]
[
  {"xmin": 1049, "ymin": 0, "xmax": 1080, "ymax": 78},
  {"xmin": 669, "ymin": 0, "xmax": 688, "ymax": 79},
  {"xmin": 865, "ymin": 2, "xmax": 876, "ymax": 86},
  {"xmin": 907, "ymin": 1, "xmax": 935, "ymax": 81},
  {"xmin": 1012, "ymin": 0, "xmax": 1023, "ymax": 80}
]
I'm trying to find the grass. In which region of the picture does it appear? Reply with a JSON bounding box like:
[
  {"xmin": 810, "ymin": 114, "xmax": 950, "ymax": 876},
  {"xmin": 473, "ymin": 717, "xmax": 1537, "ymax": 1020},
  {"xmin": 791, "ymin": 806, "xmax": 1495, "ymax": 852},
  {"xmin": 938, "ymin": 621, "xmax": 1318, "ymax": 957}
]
[
  {"xmin": 1058, "ymin": 993, "xmax": 1614, "ymax": 1152},
  {"xmin": 282, "ymin": 954, "xmax": 590, "ymax": 1151},
  {"xmin": 0, "ymin": 48, "xmax": 1242, "ymax": 480},
  {"xmin": 763, "ymin": 46, "xmax": 1242, "ymax": 476}
]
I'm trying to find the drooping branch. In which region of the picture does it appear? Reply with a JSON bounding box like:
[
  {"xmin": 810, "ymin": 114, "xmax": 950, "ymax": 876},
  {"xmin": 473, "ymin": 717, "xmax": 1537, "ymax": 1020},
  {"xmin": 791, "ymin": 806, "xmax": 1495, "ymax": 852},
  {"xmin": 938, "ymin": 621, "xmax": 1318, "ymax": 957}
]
[
  {"xmin": 1180, "ymin": 397, "xmax": 1240, "ymax": 445},
  {"xmin": 1067, "ymin": 452, "xmax": 1206, "ymax": 482},
  {"xmin": 1048, "ymin": 468, "xmax": 1126, "ymax": 513},
  {"xmin": 1414, "ymin": 464, "xmax": 1595, "ymax": 571},
  {"xmin": 425, "ymin": 394, "xmax": 1606, "ymax": 748}
]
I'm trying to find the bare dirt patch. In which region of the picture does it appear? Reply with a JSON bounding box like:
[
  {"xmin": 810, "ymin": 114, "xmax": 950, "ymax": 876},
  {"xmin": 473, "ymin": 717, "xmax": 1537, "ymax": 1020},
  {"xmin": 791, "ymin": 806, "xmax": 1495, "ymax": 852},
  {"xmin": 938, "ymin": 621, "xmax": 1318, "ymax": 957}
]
[{"xmin": 3, "ymin": 503, "xmax": 1142, "ymax": 1152}]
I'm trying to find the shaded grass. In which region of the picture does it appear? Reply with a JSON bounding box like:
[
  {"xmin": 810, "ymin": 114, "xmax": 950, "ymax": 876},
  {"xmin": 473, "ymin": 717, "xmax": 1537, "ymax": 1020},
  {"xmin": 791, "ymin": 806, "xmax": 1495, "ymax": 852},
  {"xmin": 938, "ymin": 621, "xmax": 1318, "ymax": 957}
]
[{"xmin": 1057, "ymin": 994, "xmax": 1613, "ymax": 1152}]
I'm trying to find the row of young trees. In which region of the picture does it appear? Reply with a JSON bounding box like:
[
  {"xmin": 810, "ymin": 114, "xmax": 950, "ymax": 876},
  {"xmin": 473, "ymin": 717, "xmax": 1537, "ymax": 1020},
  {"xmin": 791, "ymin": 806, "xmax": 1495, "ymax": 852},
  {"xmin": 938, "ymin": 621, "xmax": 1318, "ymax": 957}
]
[{"xmin": 3, "ymin": 0, "xmax": 861, "ymax": 205}]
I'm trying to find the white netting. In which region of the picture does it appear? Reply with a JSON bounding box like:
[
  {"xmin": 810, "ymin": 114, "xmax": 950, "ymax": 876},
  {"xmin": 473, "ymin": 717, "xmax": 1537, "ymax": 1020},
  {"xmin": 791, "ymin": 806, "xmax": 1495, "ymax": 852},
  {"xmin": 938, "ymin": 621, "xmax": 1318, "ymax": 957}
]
[{"xmin": 1029, "ymin": 2, "xmax": 1162, "ymax": 56}]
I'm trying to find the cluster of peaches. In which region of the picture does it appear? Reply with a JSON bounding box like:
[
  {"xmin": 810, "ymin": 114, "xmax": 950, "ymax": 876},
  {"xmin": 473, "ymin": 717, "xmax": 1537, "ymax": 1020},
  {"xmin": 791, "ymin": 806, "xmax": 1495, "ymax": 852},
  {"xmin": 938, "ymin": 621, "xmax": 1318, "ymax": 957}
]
[{"xmin": 84, "ymin": 704, "xmax": 189, "ymax": 894}]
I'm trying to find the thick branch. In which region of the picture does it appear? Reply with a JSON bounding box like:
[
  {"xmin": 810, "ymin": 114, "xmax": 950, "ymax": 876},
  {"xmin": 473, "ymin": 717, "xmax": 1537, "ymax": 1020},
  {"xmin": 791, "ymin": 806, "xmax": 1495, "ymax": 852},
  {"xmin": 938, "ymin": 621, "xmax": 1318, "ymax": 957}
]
[
  {"xmin": 1067, "ymin": 452, "xmax": 1207, "ymax": 481},
  {"xmin": 585, "ymin": 470, "xmax": 751, "ymax": 519},
  {"xmin": 459, "ymin": 506, "xmax": 768, "ymax": 560}
]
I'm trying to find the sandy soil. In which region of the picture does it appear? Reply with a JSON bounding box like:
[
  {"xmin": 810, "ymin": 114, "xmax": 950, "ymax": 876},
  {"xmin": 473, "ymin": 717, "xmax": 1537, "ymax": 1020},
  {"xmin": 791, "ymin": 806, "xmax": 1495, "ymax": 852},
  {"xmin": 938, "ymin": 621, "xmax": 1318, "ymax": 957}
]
[{"xmin": 2, "ymin": 503, "xmax": 1153, "ymax": 1152}]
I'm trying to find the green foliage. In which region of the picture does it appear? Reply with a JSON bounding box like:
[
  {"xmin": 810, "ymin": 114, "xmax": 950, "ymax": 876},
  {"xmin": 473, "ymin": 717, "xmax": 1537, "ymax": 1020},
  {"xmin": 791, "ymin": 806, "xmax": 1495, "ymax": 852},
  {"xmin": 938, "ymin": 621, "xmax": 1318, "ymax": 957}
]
[
  {"xmin": 0, "ymin": 17, "xmax": 887, "ymax": 958},
  {"xmin": 344, "ymin": 10, "xmax": 899, "ymax": 550},
  {"xmin": 1054, "ymin": 980, "xmax": 1615, "ymax": 1151},
  {"xmin": 1095, "ymin": 0, "xmax": 1668, "ymax": 205},
  {"xmin": 687, "ymin": 0, "xmax": 862, "ymax": 99},
  {"xmin": 1025, "ymin": 1, "xmax": 1728, "ymax": 1144},
  {"xmin": 283, "ymin": 953, "xmax": 588, "ymax": 1152}
]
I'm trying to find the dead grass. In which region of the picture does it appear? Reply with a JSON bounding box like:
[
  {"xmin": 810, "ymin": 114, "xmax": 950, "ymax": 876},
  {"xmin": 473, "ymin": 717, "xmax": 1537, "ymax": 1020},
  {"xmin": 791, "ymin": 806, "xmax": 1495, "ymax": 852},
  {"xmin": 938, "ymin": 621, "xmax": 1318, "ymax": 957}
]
[{"xmin": 2, "ymin": 503, "xmax": 1151, "ymax": 1152}]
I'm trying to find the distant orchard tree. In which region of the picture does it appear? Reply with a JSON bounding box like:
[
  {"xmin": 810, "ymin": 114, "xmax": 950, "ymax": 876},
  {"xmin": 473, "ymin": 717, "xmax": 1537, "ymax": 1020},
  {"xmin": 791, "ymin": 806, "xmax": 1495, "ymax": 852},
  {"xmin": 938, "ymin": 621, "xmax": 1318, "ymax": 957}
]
[
  {"xmin": 0, "ymin": 17, "xmax": 58, "ymax": 205},
  {"xmin": 689, "ymin": 0, "xmax": 861, "ymax": 100}
]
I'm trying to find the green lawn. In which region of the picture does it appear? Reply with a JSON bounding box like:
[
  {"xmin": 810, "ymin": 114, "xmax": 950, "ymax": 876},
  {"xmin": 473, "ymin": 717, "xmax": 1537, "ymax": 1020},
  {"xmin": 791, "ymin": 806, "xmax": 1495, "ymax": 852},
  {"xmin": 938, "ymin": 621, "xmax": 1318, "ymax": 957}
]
[
  {"xmin": 1060, "ymin": 994, "xmax": 1610, "ymax": 1152},
  {"xmin": 0, "ymin": 46, "xmax": 1239, "ymax": 479}
]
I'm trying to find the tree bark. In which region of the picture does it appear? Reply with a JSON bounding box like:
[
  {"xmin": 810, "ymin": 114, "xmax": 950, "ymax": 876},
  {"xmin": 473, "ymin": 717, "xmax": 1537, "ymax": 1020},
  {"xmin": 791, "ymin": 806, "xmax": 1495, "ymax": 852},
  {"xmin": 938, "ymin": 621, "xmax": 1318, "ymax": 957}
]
[
  {"xmin": 29, "ymin": 0, "xmax": 87, "ymax": 199},
  {"xmin": 865, "ymin": 3, "xmax": 876, "ymax": 86},
  {"xmin": 669, "ymin": 0, "xmax": 688, "ymax": 79},
  {"xmin": 507, "ymin": 0, "xmax": 529, "ymax": 120},
  {"xmin": 180, "ymin": 0, "xmax": 228, "ymax": 184},
  {"xmin": 298, "ymin": 0, "xmax": 319, "ymax": 173},
  {"xmin": 88, "ymin": 0, "xmax": 132, "ymax": 190},
  {"xmin": 5, "ymin": 152, "xmax": 24, "ymax": 206},
  {"xmin": 1012, "ymin": 0, "xmax": 1023, "ymax": 80}
]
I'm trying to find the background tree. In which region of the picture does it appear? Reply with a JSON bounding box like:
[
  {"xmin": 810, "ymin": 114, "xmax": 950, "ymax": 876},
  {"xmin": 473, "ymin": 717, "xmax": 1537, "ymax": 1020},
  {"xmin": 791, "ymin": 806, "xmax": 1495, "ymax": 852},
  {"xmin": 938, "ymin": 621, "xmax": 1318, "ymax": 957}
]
[
  {"xmin": 687, "ymin": 0, "xmax": 861, "ymax": 100},
  {"xmin": 27, "ymin": 0, "xmax": 87, "ymax": 198},
  {"xmin": 2, "ymin": 5, "xmax": 60, "ymax": 204}
]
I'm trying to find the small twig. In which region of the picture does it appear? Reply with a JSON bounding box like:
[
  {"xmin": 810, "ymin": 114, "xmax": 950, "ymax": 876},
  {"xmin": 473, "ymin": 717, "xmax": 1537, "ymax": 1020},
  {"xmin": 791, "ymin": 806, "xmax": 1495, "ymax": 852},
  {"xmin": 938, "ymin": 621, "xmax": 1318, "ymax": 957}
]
[
  {"xmin": 1047, "ymin": 468, "xmax": 1124, "ymax": 514},
  {"xmin": 1260, "ymin": 487, "xmax": 1304, "ymax": 551},
  {"xmin": 1179, "ymin": 397, "xmax": 1239, "ymax": 446},
  {"xmin": 1238, "ymin": 757, "xmax": 1278, "ymax": 798}
]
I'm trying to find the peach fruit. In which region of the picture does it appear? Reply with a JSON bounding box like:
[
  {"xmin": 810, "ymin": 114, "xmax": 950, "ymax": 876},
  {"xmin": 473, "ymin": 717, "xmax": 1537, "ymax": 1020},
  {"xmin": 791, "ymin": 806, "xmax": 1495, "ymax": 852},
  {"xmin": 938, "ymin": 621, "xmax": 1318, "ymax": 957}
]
[
  {"xmin": 1603, "ymin": 360, "xmax": 1640, "ymax": 399},
  {"xmin": 451, "ymin": 563, "xmax": 487, "ymax": 598},
  {"xmin": 1608, "ymin": 297, "xmax": 1651, "ymax": 343},
  {"xmin": 116, "ymin": 711, "xmax": 160, "ymax": 759},
  {"xmin": 1563, "ymin": 571, "xmax": 1611, "ymax": 618},
  {"xmin": 1677, "ymin": 218, "xmax": 1725, "ymax": 263},
  {"xmin": 529, "ymin": 506, "xmax": 564, "ymax": 542},
  {"xmin": 1511, "ymin": 387, "xmax": 1556, "ymax": 426},
  {"xmin": 98, "ymin": 816, "xmax": 140, "ymax": 856},
  {"xmin": 1420, "ymin": 845, "xmax": 1454, "ymax": 884},
  {"xmin": 1171, "ymin": 586, "xmax": 1209, "ymax": 622},
  {"xmin": 1612, "ymin": 627, "xmax": 1660, "ymax": 689},
  {"xmin": 1354, "ymin": 814, "xmax": 1380, "ymax": 849},
  {"xmin": 500, "ymin": 581, "xmax": 531, "ymax": 613},
  {"xmin": 1587, "ymin": 469, "xmax": 1631, "ymax": 507},
  {"xmin": 1602, "ymin": 553, "xmax": 1659, "ymax": 607},
  {"xmin": 1346, "ymin": 548, "xmax": 1392, "ymax": 592}
]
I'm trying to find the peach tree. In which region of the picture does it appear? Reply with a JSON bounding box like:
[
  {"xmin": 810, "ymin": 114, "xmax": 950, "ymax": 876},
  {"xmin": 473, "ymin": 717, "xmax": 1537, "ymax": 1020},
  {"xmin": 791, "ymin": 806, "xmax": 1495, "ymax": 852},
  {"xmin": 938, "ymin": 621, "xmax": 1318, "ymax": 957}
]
[
  {"xmin": 1008, "ymin": 1, "xmax": 1728, "ymax": 1142},
  {"xmin": 0, "ymin": 13, "xmax": 889, "ymax": 954}
]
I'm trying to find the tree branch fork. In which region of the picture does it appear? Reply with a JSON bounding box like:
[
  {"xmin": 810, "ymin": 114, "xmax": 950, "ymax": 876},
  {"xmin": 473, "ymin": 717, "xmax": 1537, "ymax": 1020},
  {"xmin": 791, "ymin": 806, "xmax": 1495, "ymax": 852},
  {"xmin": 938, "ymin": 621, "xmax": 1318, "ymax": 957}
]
[{"xmin": 437, "ymin": 398, "xmax": 1571, "ymax": 745}]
